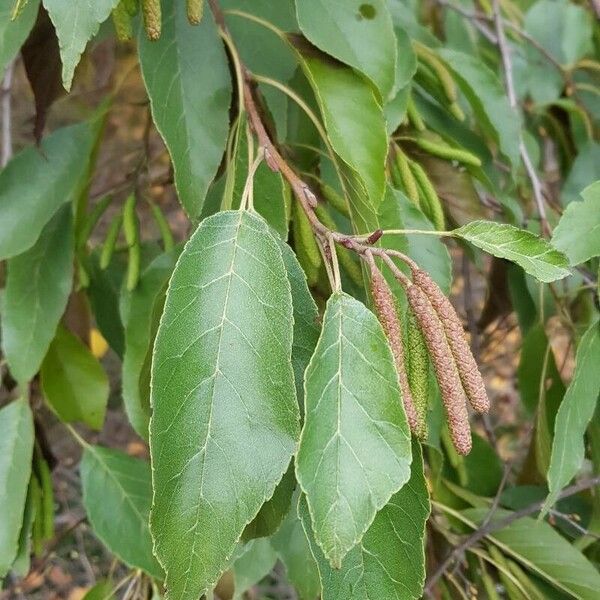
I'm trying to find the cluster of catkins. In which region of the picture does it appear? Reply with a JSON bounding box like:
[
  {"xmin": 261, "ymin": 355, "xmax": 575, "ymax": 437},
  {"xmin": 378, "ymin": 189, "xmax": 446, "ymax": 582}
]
[{"xmin": 369, "ymin": 259, "xmax": 489, "ymax": 455}]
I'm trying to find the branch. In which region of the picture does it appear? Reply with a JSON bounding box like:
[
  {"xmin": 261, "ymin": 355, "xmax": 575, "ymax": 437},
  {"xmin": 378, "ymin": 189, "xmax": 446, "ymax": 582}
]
[{"xmin": 424, "ymin": 474, "xmax": 600, "ymax": 592}]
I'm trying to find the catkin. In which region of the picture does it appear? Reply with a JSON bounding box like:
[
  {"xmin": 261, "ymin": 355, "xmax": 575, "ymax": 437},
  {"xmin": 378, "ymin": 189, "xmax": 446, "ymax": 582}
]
[
  {"xmin": 414, "ymin": 42, "xmax": 457, "ymax": 103},
  {"xmin": 405, "ymin": 310, "xmax": 429, "ymax": 438},
  {"xmin": 406, "ymin": 95, "xmax": 425, "ymax": 131},
  {"xmin": 112, "ymin": 2, "xmax": 133, "ymax": 41},
  {"xmin": 413, "ymin": 137, "xmax": 482, "ymax": 167},
  {"xmin": 100, "ymin": 214, "xmax": 123, "ymax": 270},
  {"xmin": 370, "ymin": 264, "xmax": 421, "ymax": 436},
  {"xmin": 409, "ymin": 160, "xmax": 445, "ymax": 230},
  {"xmin": 123, "ymin": 0, "xmax": 138, "ymax": 16},
  {"xmin": 149, "ymin": 201, "xmax": 174, "ymax": 252},
  {"xmin": 142, "ymin": 0, "xmax": 161, "ymax": 41},
  {"xmin": 292, "ymin": 201, "xmax": 321, "ymax": 286},
  {"xmin": 187, "ymin": 0, "xmax": 204, "ymax": 24},
  {"xmin": 412, "ymin": 268, "xmax": 490, "ymax": 413},
  {"xmin": 395, "ymin": 147, "xmax": 420, "ymax": 206},
  {"xmin": 321, "ymin": 183, "xmax": 350, "ymax": 218},
  {"xmin": 406, "ymin": 284, "xmax": 471, "ymax": 455}
]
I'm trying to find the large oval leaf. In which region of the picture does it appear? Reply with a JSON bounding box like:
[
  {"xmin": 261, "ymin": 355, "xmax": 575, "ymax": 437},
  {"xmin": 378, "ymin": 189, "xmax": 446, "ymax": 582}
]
[
  {"xmin": 0, "ymin": 398, "xmax": 34, "ymax": 578},
  {"xmin": 296, "ymin": 0, "xmax": 397, "ymax": 100},
  {"xmin": 299, "ymin": 442, "xmax": 430, "ymax": 599},
  {"xmin": 80, "ymin": 446, "xmax": 163, "ymax": 579},
  {"xmin": 138, "ymin": 4, "xmax": 231, "ymax": 218},
  {"xmin": 296, "ymin": 291, "xmax": 412, "ymax": 568},
  {"xmin": 453, "ymin": 221, "xmax": 570, "ymax": 283},
  {"xmin": 150, "ymin": 210, "xmax": 299, "ymax": 599},
  {"xmin": 0, "ymin": 121, "xmax": 96, "ymax": 260},
  {"xmin": 2, "ymin": 205, "xmax": 73, "ymax": 384}
]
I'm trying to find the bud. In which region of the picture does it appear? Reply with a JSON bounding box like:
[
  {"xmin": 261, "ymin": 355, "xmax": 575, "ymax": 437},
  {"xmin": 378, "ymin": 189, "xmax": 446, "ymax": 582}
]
[
  {"xmin": 406, "ymin": 284, "xmax": 471, "ymax": 455},
  {"xmin": 412, "ymin": 269, "xmax": 490, "ymax": 413},
  {"xmin": 369, "ymin": 264, "xmax": 421, "ymax": 436}
]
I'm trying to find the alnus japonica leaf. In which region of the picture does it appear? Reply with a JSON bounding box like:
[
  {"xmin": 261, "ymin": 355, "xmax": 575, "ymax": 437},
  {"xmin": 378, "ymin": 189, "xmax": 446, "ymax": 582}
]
[
  {"xmin": 543, "ymin": 321, "xmax": 600, "ymax": 515},
  {"xmin": 552, "ymin": 181, "xmax": 600, "ymax": 265},
  {"xmin": 0, "ymin": 120, "xmax": 97, "ymax": 260},
  {"xmin": 279, "ymin": 240, "xmax": 320, "ymax": 411},
  {"xmin": 2, "ymin": 204, "xmax": 73, "ymax": 385},
  {"xmin": 40, "ymin": 325, "xmax": 109, "ymax": 430},
  {"xmin": 43, "ymin": 0, "xmax": 121, "ymax": 91},
  {"xmin": 0, "ymin": 399, "xmax": 34, "ymax": 578},
  {"xmin": 437, "ymin": 48, "xmax": 521, "ymax": 168},
  {"xmin": 296, "ymin": 291, "xmax": 412, "ymax": 568},
  {"xmin": 150, "ymin": 210, "xmax": 299, "ymax": 600},
  {"xmin": 462, "ymin": 508, "xmax": 600, "ymax": 599},
  {"xmin": 295, "ymin": 0, "xmax": 397, "ymax": 100},
  {"xmin": 299, "ymin": 442, "xmax": 430, "ymax": 600},
  {"xmin": 120, "ymin": 248, "xmax": 180, "ymax": 439},
  {"xmin": 80, "ymin": 446, "xmax": 163, "ymax": 579},
  {"xmin": 294, "ymin": 40, "xmax": 388, "ymax": 211},
  {"xmin": 453, "ymin": 221, "xmax": 570, "ymax": 283},
  {"xmin": 0, "ymin": 0, "xmax": 39, "ymax": 73},
  {"xmin": 138, "ymin": 3, "xmax": 231, "ymax": 218},
  {"xmin": 231, "ymin": 538, "xmax": 277, "ymax": 599},
  {"xmin": 271, "ymin": 494, "xmax": 320, "ymax": 600}
]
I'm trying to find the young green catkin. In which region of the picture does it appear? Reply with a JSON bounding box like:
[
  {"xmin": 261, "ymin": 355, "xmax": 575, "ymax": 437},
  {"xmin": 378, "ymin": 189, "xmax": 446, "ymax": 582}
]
[
  {"xmin": 405, "ymin": 310, "xmax": 429, "ymax": 438},
  {"xmin": 187, "ymin": 0, "xmax": 204, "ymax": 24},
  {"xmin": 142, "ymin": 0, "xmax": 161, "ymax": 41},
  {"xmin": 149, "ymin": 201, "xmax": 175, "ymax": 252},
  {"xmin": 406, "ymin": 95, "xmax": 426, "ymax": 131},
  {"xmin": 408, "ymin": 160, "xmax": 445, "ymax": 230},
  {"xmin": 292, "ymin": 201, "xmax": 321, "ymax": 286},
  {"xmin": 406, "ymin": 283, "xmax": 472, "ymax": 454},
  {"xmin": 413, "ymin": 137, "xmax": 482, "ymax": 167},
  {"xmin": 369, "ymin": 263, "xmax": 422, "ymax": 435},
  {"xmin": 112, "ymin": 2, "xmax": 133, "ymax": 41},
  {"xmin": 122, "ymin": 195, "xmax": 138, "ymax": 247},
  {"xmin": 412, "ymin": 268, "xmax": 490, "ymax": 413},
  {"xmin": 123, "ymin": 0, "xmax": 138, "ymax": 16},
  {"xmin": 414, "ymin": 42, "xmax": 457, "ymax": 103},
  {"xmin": 320, "ymin": 183, "xmax": 350, "ymax": 217},
  {"xmin": 394, "ymin": 146, "xmax": 421, "ymax": 206},
  {"xmin": 100, "ymin": 214, "xmax": 123, "ymax": 270},
  {"xmin": 127, "ymin": 242, "xmax": 141, "ymax": 291}
]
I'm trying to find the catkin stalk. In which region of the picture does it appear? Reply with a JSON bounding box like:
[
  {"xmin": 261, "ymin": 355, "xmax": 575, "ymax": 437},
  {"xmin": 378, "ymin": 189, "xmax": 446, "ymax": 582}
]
[
  {"xmin": 406, "ymin": 284, "xmax": 471, "ymax": 454},
  {"xmin": 370, "ymin": 263, "xmax": 422, "ymax": 436},
  {"xmin": 142, "ymin": 0, "xmax": 161, "ymax": 41},
  {"xmin": 395, "ymin": 146, "xmax": 420, "ymax": 206},
  {"xmin": 412, "ymin": 268, "xmax": 490, "ymax": 413},
  {"xmin": 187, "ymin": 0, "xmax": 204, "ymax": 24},
  {"xmin": 405, "ymin": 310, "xmax": 429, "ymax": 438},
  {"xmin": 408, "ymin": 160, "xmax": 445, "ymax": 230}
]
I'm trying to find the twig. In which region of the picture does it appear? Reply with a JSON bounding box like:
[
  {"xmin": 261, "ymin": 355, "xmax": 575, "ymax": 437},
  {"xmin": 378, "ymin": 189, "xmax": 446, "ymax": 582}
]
[
  {"xmin": 1, "ymin": 60, "xmax": 14, "ymax": 167},
  {"xmin": 424, "ymin": 474, "xmax": 600, "ymax": 592}
]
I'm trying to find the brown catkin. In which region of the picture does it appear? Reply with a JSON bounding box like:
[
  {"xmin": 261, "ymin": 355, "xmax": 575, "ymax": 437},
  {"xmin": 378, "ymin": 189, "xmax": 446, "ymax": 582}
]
[
  {"xmin": 412, "ymin": 268, "xmax": 490, "ymax": 413},
  {"xmin": 369, "ymin": 264, "xmax": 421, "ymax": 436},
  {"xmin": 405, "ymin": 310, "xmax": 429, "ymax": 438},
  {"xmin": 142, "ymin": 0, "xmax": 161, "ymax": 41},
  {"xmin": 406, "ymin": 284, "xmax": 471, "ymax": 455}
]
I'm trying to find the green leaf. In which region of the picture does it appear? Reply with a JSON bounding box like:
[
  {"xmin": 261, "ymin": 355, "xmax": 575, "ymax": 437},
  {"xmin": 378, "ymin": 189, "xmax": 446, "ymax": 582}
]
[
  {"xmin": 0, "ymin": 398, "xmax": 34, "ymax": 578},
  {"xmin": 453, "ymin": 221, "xmax": 570, "ymax": 283},
  {"xmin": 543, "ymin": 321, "xmax": 600, "ymax": 514},
  {"xmin": 0, "ymin": 121, "xmax": 97, "ymax": 260},
  {"xmin": 150, "ymin": 210, "xmax": 299, "ymax": 599},
  {"xmin": 242, "ymin": 467, "xmax": 295, "ymax": 541},
  {"xmin": 279, "ymin": 241, "xmax": 320, "ymax": 410},
  {"xmin": 138, "ymin": 4, "xmax": 232, "ymax": 218},
  {"xmin": 2, "ymin": 205, "xmax": 73, "ymax": 384},
  {"xmin": 271, "ymin": 493, "xmax": 320, "ymax": 600},
  {"xmin": 299, "ymin": 442, "xmax": 430, "ymax": 599},
  {"xmin": 296, "ymin": 0, "xmax": 397, "ymax": 100},
  {"xmin": 231, "ymin": 538, "xmax": 277, "ymax": 599},
  {"xmin": 462, "ymin": 508, "xmax": 600, "ymax": 599},
  {"xmin": 120, "ymin": 249, "xmax": 180, "ymax": 439},
  {"xmin": 552, "ymin": 181, "xmax": 600, "ymax": 265},
  {"xmin": 295, "ymin": 40, "xmax": 388, "ymax": 210},
  {"xmin": 561, "ymin": 142, "xmax": 600, "ymax": 206},
  {"xmin": 40, "ymin": 325, "xmax": 109, "ymax": 430},
  {"xmin": 437, "ymin": 48, "xmax": 521, "ymax": 168},
  {"xmin": 0, "ymin": 0, "xmax": 39, "ymax": 73},
  {"xmin": 80, "ymin": 446, "xmax": 163, "ymax": 579},
  {"xmin": 296, "ymin": 291, "xmax": 412, "ymax": 568},
  {"xmin": 43, "ymin": 0, "xmax": 119, "ymax": 91}
]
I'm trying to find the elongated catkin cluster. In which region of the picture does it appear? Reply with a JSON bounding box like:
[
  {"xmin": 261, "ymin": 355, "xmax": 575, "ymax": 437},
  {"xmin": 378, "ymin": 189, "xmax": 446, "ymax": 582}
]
[
  {"xmin": 411, "ymin": 268, "xmax": 490, "ymax": 413},
  {"xmin": 405, "ymin": 311, "xmax": 429, "ymax": 437},
  {"xmin": 369, "ymin": 263, "xmax": 422, "ymax": 437},
  {"xmin": 406, "ymin": 284, "xmax": 472, "ymax": 455}
]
